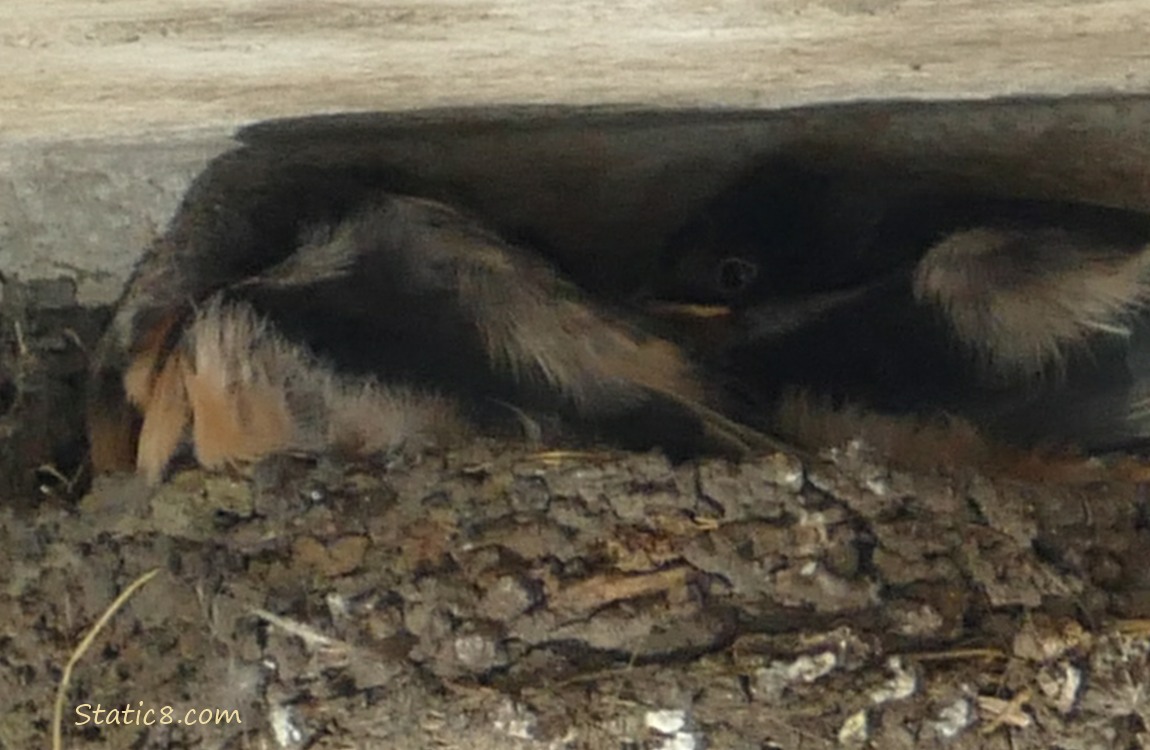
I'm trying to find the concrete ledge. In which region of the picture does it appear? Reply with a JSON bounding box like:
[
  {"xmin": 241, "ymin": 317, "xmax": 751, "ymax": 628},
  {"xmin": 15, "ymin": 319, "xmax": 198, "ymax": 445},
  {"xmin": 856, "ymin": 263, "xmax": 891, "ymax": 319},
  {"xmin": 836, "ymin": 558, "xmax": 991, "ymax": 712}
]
[
  {"xmin": 6, "ymin": 97, "xmax": 1150, "ymax": 305},
  {"xmin": 4, "ymin": 0, "xmax": 1150, "ymax": 142},
  {"xmin": 5, "ymin": 1, "xmax": 1150, "ymax": 304}
]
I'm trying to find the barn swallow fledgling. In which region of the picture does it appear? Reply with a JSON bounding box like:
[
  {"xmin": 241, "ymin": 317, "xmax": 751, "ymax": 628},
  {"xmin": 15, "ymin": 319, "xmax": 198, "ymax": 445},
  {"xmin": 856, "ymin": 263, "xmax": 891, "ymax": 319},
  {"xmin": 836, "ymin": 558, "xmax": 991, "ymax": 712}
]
[
  {"xmin": 654, "ymin": 158, "xmax": 1150, "ymax": 475},
  {"xmin": 751, "ymin": 225, "xmax": 1150, "ymax": 479},
  {"xmin": 120, "ymin": 296, "xmax": 470, "ymax": 482},
  {"xmin": 912, "ymin": 225, "xmax": 1150, "ymax": 381},
  {"xmin": 89, "ymin": 169, "xmax": 775, "ymax": 483}
]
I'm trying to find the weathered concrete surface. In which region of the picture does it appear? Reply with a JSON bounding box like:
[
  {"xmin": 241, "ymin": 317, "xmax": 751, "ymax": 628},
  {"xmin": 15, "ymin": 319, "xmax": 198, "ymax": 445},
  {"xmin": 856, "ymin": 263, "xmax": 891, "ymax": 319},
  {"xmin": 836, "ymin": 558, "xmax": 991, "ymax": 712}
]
[
  {"xmin": 0, "ymin": 134, "xmax": 229, "ymax": 303},
  {"xmin": 7, "ymin": 98, "xmax": 1150, "ymax": 305},
  {"xmin": 3, "ymin": 0, "xmax": 1150, "ymax": 303},
  {"xmin": 3, "ymin": 0, "xmax": 1150, "ymax": 142}
]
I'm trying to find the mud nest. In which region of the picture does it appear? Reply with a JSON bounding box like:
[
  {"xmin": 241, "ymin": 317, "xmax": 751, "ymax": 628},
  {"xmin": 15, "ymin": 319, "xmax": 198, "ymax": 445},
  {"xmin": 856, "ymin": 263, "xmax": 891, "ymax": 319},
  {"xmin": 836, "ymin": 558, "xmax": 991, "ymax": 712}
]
[{"xmin": 1, "ymin": 286, "xmax": 1150, "ymax": 749}]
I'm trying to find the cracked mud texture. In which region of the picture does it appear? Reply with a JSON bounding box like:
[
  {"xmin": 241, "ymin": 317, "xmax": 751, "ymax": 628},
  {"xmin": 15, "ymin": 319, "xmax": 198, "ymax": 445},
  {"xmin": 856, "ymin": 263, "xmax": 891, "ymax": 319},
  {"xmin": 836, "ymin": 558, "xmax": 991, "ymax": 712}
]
[{"xmin": 5, "ymin": 282, "xmax": 1150, "ymax": 749}]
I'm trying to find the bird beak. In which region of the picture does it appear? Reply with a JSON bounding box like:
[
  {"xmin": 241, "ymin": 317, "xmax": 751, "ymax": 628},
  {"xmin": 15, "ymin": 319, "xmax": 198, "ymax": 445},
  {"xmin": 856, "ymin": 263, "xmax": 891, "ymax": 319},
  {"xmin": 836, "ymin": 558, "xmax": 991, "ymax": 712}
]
[{"xmin": 643, "ymin": 301, "xmax": 733, "ymax": 319}]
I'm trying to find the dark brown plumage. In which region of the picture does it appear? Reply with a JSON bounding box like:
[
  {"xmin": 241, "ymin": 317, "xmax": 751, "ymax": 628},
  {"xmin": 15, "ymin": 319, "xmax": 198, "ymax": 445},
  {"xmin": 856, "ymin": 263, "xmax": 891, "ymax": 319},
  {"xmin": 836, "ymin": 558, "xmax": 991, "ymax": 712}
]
[
  {"xmin": 88, "ymin": 157, "xmax": 775, "ymax": 483},
  {"xmin": 655, "ymin": 157, "xmax": 1150, "ymax": 474}
]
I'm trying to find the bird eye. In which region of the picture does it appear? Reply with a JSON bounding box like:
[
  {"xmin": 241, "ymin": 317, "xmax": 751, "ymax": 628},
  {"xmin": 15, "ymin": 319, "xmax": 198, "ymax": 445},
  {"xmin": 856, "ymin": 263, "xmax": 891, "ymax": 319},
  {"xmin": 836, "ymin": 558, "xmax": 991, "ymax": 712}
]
[{"xmin": 715, "ymin": 257, "xmax": 759, "ymax": 297}]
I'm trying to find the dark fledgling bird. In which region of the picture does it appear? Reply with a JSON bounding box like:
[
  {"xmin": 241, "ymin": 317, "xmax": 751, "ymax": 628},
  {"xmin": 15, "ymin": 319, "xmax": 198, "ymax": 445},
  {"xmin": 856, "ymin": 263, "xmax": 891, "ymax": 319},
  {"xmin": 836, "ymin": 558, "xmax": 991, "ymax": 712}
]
[
  {"xmin": 653, "ymin": 157, "xmax": 1150, "ymax": 478},
  {"xmin": 88, "ymin": 154, "xmax": 774, "ymax": 484}
]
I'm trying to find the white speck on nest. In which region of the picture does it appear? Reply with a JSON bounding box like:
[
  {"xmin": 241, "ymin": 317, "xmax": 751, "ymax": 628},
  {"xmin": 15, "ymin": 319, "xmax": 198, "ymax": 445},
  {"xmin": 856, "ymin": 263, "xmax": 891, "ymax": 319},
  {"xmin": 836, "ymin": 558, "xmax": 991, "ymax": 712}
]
[
  {"xmin": 656, "ymin": 732, "xmax": 699, "ymax": 750},
  {"xmin": 838, "ymin": 709, "xmax": 869, "ymax": 745},
  {"xmin": 763, "ymin": 451, "xmax": 804, "ymax": 492},
  {"xmin": 870, "ymin": 656, "xmax": 917, "ymax": 704},
  {"xmin": 269, "ymin": 702, "xmax": 308, "ymax": 749},
  {"xmin": 325, "ymin": 591, "xmax": 350, "ymax": 618},
  {"xmin": 753, "ymin": 650, "xmax": 839, "ymax": 701},
  {"xmin": 493, "ymin": 698, "xmax": 537, "ymax": 740},
  {"xmin": 645, "ymin": 709, "xmax": 686, "ymax": 734},
  {"xmin": 453, "ymin": 632, "xmax": 496, "ymax": 668},
  {"xmin": 1036, "ymin": 661, "xmax": 1082, "ymax": 714},
  {"xmin": 645, "ymin": 709, "xmax": 699, "ymax": 750},
  {"xmin": 930, "ymin": 697, "xmax": 973, "ymax": 739}
]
